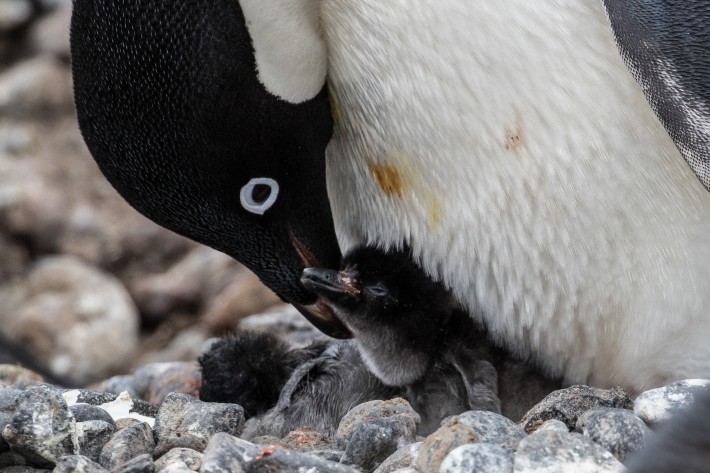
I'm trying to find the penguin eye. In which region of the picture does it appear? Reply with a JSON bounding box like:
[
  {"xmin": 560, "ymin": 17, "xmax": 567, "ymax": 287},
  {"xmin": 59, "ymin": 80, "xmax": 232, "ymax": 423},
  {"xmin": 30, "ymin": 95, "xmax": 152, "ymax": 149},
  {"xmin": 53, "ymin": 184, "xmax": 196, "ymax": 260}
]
[
  {"xmin": 366, "ymin": 283, "xmax": 388, "ymax": 298},
  {"xmin": 240, "ymin": 178, "xmax": 280, "ymax": 215}
]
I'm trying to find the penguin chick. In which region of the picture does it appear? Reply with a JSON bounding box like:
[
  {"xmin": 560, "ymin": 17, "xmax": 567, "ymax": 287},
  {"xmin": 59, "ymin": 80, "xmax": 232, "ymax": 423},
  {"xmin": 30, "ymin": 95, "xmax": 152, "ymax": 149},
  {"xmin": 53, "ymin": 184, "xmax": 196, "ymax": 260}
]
[{"xmin": 198, "ymin": 331, "xmax": 328, "ymax": 419}]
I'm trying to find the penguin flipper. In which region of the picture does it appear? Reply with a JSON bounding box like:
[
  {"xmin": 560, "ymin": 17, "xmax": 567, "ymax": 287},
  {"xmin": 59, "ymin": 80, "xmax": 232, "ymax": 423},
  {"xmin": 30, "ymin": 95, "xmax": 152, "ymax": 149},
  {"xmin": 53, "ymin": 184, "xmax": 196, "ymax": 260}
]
[{"xmin": 603, "ymin": 0, "xmax": 710, "ymax": 190}]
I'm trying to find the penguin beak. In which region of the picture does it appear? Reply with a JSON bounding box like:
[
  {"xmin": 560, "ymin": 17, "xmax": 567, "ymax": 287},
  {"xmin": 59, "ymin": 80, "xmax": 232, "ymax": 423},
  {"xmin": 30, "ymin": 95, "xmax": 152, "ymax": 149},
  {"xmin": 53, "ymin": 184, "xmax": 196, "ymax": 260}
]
[
  {"xmin": 301, "ymin": 268, "xmax": 362, "ymax": 299},
  {"xmin": 291, "ymin": 233, "xmax": 352, "ymax": 339}
]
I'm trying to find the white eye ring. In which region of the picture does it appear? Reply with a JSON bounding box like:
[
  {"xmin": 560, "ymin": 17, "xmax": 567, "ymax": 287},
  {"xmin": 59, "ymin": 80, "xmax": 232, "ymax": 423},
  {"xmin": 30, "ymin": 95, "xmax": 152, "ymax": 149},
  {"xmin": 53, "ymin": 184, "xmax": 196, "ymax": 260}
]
[{"xmin": 240, "ymin": 177, "xmax": 280, "ymax": 215}]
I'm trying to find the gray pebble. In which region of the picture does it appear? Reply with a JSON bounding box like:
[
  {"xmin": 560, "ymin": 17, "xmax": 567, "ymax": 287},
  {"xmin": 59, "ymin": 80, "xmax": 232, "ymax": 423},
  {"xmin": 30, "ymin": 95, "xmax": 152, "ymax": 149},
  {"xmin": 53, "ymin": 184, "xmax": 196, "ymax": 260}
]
[
  {"xmin": 98, "ymin": 422, "xmax": 154, "ymax": 471},
  {"xmin": 200, "ymin": 432, "xmax": 259, "ymax": 472},
  {"xmin": 92, "ymin": 375, "xmax": 140, "ymax": 400},
  {"xmin": 530, "ymin": 419, "xmax": 568, "ymax": 435},
  {"xmin": 154, "ymin": 448, "xmax": 202, "ymax": 472},
  {"xmin": 0, "ymin": 388, "xmax": 22, "ymax": 452},
  {"xmin": 249, "ymin": 448, "xmax": 359, "ymax": 472},
  {"xmin": 341, "ymin": 419, "xmax": 406, "ymax": 471},
  {"xmin": 457, "ymin": 410, "xmax": 526, "ymax": 451},
  {"xmin": 337, "ymin": 398, "xmax": 420, "ymax": 442},
  {"xmin": 309, "ymin": 449, "xmax": 344, "ymax": 462},
  {"xmin": 153, "ymin": 393, "xmax": 244, "ymax": 457},
  {"xmin": 54, "ymin": 455, "xmax": 108, "ymax": 473},
  {"xmin": 1, "ymin": 385, "xmax": 77, "ymax": 467},
  {"xmin": 414, "ymin": 417, "xmax": 479, "ymax": 473},
  {"xmin": 633, "ymin": 379, "xmax": 710, "ymax": 425},
  {"xmin": 70, "ymin": 404, "xmax": 115, "ymax": 426},
  {"xmin": 156, "ymin": 461, "xmax": 193, "ymax": 473},
  {"xmin": 441, "ymin": 443, "xmax": 513, "ymax": 473},
  {"xmin": 373, "ymin": 442, "xmax": 420, "ymax": 473},
  {"xmin": 513, "ymin": 430, "xmax": 624, "ymax": 472},
  {"xmin": 577, "ymin": 407, "xmax": 652, "ymax": 461},
  {"xmin": 76, "ymin": 420, "xmax": 115, "ymax": 464},
  {"xmin": 519, "ymin": 385, "xmax": 632, "ymax": 433},
  {"xmin": 112, "ymin": 453, "xmax": 155, "ymax": 473}
]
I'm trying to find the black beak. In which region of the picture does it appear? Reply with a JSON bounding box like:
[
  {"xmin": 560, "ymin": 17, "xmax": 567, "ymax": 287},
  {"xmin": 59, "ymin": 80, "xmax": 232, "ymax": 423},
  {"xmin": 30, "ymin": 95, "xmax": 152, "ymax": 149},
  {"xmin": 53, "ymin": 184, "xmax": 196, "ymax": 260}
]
[{"xmin": 301, "ymin": 268, "xmax": 361, "ymax": 300}]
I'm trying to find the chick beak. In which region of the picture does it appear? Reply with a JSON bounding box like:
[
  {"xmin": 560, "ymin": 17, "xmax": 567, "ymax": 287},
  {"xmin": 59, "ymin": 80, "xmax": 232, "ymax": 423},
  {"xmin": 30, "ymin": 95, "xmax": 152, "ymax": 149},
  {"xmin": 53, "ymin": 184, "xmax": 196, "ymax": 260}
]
[{"xmin": 301, "ymin": 267, "xmax": 362, "ymax": 300}]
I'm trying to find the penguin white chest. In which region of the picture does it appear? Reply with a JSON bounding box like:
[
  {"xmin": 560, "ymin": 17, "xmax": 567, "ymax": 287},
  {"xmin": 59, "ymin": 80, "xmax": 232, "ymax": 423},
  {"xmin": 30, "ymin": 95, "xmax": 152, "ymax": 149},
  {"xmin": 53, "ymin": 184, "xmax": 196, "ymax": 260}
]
[{"xmin": 321, "ymin": 0, "xmax": 710, "ymax": 392}]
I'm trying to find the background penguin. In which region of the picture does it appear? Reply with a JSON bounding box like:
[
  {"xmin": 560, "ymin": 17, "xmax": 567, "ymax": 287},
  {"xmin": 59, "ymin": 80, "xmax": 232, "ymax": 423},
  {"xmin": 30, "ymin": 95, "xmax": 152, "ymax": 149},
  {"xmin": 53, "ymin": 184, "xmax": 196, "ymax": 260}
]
[{"xmin": 71, "ymin": 1, "xmax": 710, "ymax": 394}]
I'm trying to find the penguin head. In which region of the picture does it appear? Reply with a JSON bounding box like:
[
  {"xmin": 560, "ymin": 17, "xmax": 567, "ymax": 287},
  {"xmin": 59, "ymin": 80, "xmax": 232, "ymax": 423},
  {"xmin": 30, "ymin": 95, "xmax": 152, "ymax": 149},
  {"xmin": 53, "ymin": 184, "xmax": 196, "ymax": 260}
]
[
  {"xmin": 70, "ymin": 0, "xmax": 350, "ymax": 337},
  {"xmin": 301, "ymin": 247, "xmax": 456, "ymax": 385}
]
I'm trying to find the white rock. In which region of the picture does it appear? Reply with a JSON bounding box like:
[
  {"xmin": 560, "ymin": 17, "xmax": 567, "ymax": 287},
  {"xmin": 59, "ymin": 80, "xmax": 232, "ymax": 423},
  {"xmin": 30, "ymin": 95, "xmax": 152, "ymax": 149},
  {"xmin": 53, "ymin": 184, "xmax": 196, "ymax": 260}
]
[
  {"xmin": 441, "ymin": 443, "xmax": 514, "ymax": 473},
  {"xmin": 634, "ymin": 379, "xmax": 710, "ymax": 425}
]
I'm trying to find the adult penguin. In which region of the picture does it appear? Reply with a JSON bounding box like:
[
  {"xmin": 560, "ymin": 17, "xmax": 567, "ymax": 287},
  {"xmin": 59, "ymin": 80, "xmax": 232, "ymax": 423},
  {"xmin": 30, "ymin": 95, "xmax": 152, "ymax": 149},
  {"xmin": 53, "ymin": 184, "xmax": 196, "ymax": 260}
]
[{"xmin": 71, "ymin": 1, "xmax": 710, "ymax": 394}]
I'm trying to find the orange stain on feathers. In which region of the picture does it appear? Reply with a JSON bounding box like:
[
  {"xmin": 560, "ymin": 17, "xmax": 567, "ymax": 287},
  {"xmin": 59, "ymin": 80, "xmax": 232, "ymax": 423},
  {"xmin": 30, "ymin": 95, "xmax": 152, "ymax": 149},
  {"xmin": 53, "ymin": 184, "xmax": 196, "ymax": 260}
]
[{"xmin": 369, "ymin": 163, "xmax": 405, "ymax": 198}]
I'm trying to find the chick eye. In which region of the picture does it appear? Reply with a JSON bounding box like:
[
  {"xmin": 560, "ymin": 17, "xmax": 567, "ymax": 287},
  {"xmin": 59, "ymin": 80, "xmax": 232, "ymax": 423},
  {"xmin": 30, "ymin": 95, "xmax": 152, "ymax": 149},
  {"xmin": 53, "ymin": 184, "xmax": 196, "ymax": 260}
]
[
  {"xmin": 367, "ymin": 284, "xmax": 388, "ymax": 298},
  {"xmin": 240, "ymin": 178, "xmax": 279, "ymax": 215}
]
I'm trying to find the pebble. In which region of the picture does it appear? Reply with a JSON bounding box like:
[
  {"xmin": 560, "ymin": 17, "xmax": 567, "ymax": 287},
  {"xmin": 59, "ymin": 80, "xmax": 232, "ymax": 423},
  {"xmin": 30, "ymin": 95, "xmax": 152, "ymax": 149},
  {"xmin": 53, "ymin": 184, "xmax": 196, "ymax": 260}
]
[
  {"xmin": 281, "ymin": 428, "xmax": 337, "ymax": 452},
  {"xmin": 131, "ymin": 362, "xmax": 202, "ymax": 405},
  {"xmin": 153, "ymin": 393, "xmax": 244, "ymax": 457},
  {"xmin": 519, "ymin": 385, "xmax": 632, "ymax": 433},
  {"xmin": 337, "ymin": 398, "xmax": 420, "ymax": 442},
  {"xmin": 531, "ymin": 419, "xmax": 568, "ymax": 435},
  {"xmin": 200, "ymin": 433, "xmax": 259, "ymax": 472},
  {"xmin": 54, "ymin": 455, "xmax": 108, "ymax": 473},
  {"xmin": 414, "ymin": 417, "xmax": 479, "ymax": 473},
  {"xmin": 0, "ymin": 0, "xmax": 33, "ymax": 32},
  {"xmin": 633, "ymin": 379, "xmax": 710, "ymax": 425},
  {"xmin": 153, "ymin": 448, "xmax": 203, "ymax": 472},
  {"xmin": 112, "ymin": 452, "xmax": 155, "ymax": 473},
  {"xmin": 341, "ymin": 419, "xmax": 406, "ymax": 471},
  {"xmin": 76, "ymin": 420, "xmax": 116, "ymax": 464},
  {"xmin": 513, "ymin": 430, "xmax": 624, "ymax": 473},
  {"xmin": 576, "ymin": 407, "xmax": 652, "ymax": 461},
  {"xmin": 457, "ymin": 410, "xmax": 526, "ymax": 451},
  {"xmin": 440, "ymin": 443, "xmax": 514, "ymax": 473},
  {"xmin": 373, "ymin": 442, "xmax": 420, "ymax": 473},
  {"xmin": 97, "ymin": 422, "xmax": 154, "ymax": 471}
]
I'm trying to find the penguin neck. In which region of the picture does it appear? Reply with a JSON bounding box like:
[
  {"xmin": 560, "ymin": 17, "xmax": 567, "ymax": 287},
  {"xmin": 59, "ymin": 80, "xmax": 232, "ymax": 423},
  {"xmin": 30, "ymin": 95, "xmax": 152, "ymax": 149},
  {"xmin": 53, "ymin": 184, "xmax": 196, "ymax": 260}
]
[{"xmin": 238, "ymin": 0, "xmax": 327, "ymax": 103}]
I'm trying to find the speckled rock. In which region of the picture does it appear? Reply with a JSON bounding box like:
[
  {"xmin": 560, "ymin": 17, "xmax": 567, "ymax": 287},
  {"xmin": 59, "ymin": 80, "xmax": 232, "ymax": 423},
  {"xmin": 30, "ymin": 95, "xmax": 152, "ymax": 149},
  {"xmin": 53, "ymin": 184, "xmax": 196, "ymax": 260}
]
[
  {"xmin": 69, "ymin": 404, "xmax": 115, "ymax": 426},
  {"xmin": 519, "ymin": 385, "xmax": 632, "ymax": 433},
  {"xmin": 531, "ymin": 420, "xmax": 568, "ymax": 435},
  {"xmin": 281, "ymin": 428, "xmax": 337, "ymax": 452},
  {"xmin": 337, "ymin": 398, "xmax": 420, "ymax": 442},
  {"xmin": 457, "ymin": 410, "xmax": 526, "ymax": 451},
  {"xmin": 373, "ymin": 442, "xmax": 420, "ymax": 473},
  {"xmin": 414, "ymin": 417, "xmax": 479, "ymax": 473},
  {"xmin": 633, "ymin": 379, "xmax": 710, "ymax": 425},
  {"xmin": 441, "ymin": 443, "xmax": 514, "ymax": 473},
  {"xmin": 54, "ymin": 455, "xmax": 107, "ymax": 473},
  {"xmin": 112, "ymin": 452, "xmax": 154, "ymax": 473},
  {"xmin": 576, "ymin": 407, "xmax": 652, "ymax": 461},
  {"xmin": 0, "ymin": 388, "xmax": 22, "ymax": 452},
  {"xmin": 153, "ymin": 448, "xmax": 202, "ymax": 472},
  {"xmin": 341, "ymin": 418, "xmax": 412, "ymax": 472},
  {"xmin": 76, "ymin": 420, "xmax": 115, "ymax": 464},
  {"xmin": 153, "ymin": 393, "xmax": 244, "ymax": 457},
  {"xmin": 250, "ymin": 448, "xmax": 359, "ymax": 472},
  {"xmin": 1, "ymin": 385, "xmax": 77, "ymax": 467},
  {"xmin": 63, "ymin": 390, "xmax": 157, "ymax": 426},
  {"xmin": 0, "ymin": 256, "xmax": 140, "ymax": 384},
  {"xmin": 513, "ymin": 430, "xmax": 624, "ymax": 473},
  {"xmin": 200, "ymin": 433, "xmax": 258, "ymax": 473},
  {"xmin": 156, "ymin": 461, "xmax": 193, "ymax": 473},
  {"xmin": 98, "ymin": 422, "xmax": 154, "ymax": 471}
]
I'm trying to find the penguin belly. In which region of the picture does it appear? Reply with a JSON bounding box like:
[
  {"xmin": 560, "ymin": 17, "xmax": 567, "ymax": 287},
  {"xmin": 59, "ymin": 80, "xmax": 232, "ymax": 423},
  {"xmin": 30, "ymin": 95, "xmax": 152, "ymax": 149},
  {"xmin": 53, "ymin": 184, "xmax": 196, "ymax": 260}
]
[{"xmin": 321, "ymin": 0, "xmax": 710, "ymax": 393}]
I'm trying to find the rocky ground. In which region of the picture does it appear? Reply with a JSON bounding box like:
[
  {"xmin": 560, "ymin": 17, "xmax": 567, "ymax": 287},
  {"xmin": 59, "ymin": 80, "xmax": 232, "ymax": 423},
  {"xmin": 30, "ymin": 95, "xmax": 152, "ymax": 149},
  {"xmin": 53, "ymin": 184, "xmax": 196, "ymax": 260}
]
[{"xmin": 1, "ymin": 3, "xmax": 709, "ymax": 473}]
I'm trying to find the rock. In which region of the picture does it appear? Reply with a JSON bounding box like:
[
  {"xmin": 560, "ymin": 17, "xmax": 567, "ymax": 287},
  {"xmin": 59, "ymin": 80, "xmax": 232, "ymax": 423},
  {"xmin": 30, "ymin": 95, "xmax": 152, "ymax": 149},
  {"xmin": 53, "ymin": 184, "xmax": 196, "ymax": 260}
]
[
  {"xmin": 519, "ymin": 385, "xmax": 632, "ymax": 433},
  {"xmin": 98, "ymin": 422, "xmax": 154, "ymax": 471},
  {"xmin": 0, "ymin": 388, "xmax": 21, "ymax": 452},
  {"xmin": 341, "ymin": 419, "xmax": 407, "ymax": 472},
  {"xmin": 576, "ymin": 407, "xmax": 652, "ymax": 461},
  {"xmin": 0, "ymin": 0, "xmax": 33, "ymax": 32},
  {"xmin": 153, "ymin": 448, "xmax": 202, "ymax": 472},
  {"xmin": 153, "ymin": 393, "xmax": 245, "ymax": 457},
  {"xmin": 441, "ymin": 443, "xmax": 514, "ymax": 473},
  {"xmin": 69, "ymin": 404, "xmax": 116, "ymax": 425},
  {"xmin": 132, "ymin": 362, "xmax": 202, "ymax": 405},
  {"xmin": 90, "ymin": 375, "xmax": 139, "ymax": 399},
  {"xmin": 76, "ymin": 420, "xmax": 115, "ymax": 464},
  {"xmin": 201, "ymin": 433, "xmax": 259, "ymax": 473},
  {"xmin": 633, "ymin": 379, "xmax": 710, "ymax": 425},
  {"xmin": 414, "ymin": 417, "xmax": 479, "ymax": 473},
  {"xmin": 54, "ymin": 455, "xmax": 108, "ymax": 473},
  {"xmin": 373, "ymin": 442, "xmax": 421, "ymax": 473},
  {"xmin": 0, "ymin": 58, "xmax": 73, "ymax": 118},
  {"xmin": 156, "ymin": 461, "xmax": 193, "ymax": 473},
  {"xmin": 63, "ymin": 390, "xmax": 157, "ymax": 426},
  {"xmin": 0, "ymin": 256, "xmax": 140, "ymax": 384},
  {"xmin": 513, "ymin": 430, "xmax": 624, "ymax": 473},
  {"xmin": 281, "ymin": 428, "xmax": 337, "ymax": 452},
  {"xmin": 309, "ymin": 449, "xmax": 344, "ymax": 462},
  {"xmin": 457, "ymin": 410, "xmax": 526, "ymax": 451},
  {"xmin": 1, "ymin": 385, "xmax": 77, "ymax": 467},
  {"xmin": 249, "ymin": 448, "xmax": 358, "ymax": 472},
  {"xmin": 112, "ymin": 453, "xmax": 155, "ymax": 473},
  {"xmin": 337, "ymin": 398, "xmax": 420, "ymax": 442},
  {"xmin": 531, "ymin": 419, "xmax": 568, "ymax": 435}
]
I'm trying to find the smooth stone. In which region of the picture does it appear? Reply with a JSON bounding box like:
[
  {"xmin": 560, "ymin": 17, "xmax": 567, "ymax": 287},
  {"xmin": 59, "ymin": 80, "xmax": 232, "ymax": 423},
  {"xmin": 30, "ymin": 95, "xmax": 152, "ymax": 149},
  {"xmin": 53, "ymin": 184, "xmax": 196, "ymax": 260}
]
[
  {"xmin": 373, "ymin": 442, "xmax": 421, "ymax": 473},
  {"xmin": 633, "ymin": 379, "xmax": 710, "ymax": 425},
  {"xmin": 54, "ymin": 455, "xmax": 108, "ymax": 473},
  {"xmin": 513, "ymin": 430, "xmax": 624, "ymax": 472},
  {"xmin": 98, "ymin": 422, "xmax": 154, "ymax": 471},
  {"xmin": 337, "ymin": 398, "xmax": 420, "ymax": 442},
  {"xmin": 576, "ymin": 407, "xmax": 652, "ymax": 461},
  {"xmin": 519, "ymin": 385, "xmax": 632, "ymax": 433},
  {"xmin": 200, "ymin": 433, "xmax": 258, "ymax": 473},
  {"xmin": 154, "ymin": 448, "xmax": 203, "ymax": 472},
  {"xmin": 341, "ymin": 419, "xmax": 407, "ymax": 472},
  {"xmin": 457, "ymin": 410, "xmax": 526, "ymax": 451},
  {"xmin": 441, "ymin": 443, "xmax": 514, "ymax": 473},
  {"xmin": 156, "ymin": 461, "xmax": 193, "ymax": 473},
  {"xmin": 153, "ymin": 393, "xmax": 244, "ymax": 457},
  {"xmin": 1, "ymin": 385, "xmax": 77, "ymax": 467},
  {"xmin": 530, "ymin": 420, "xmax": 568, "ymax": 435},
  {"xmin": 414, "ymin": 417, "xmax": 479, "ymax": 473},
  {"xmin": 69, "ymin": 404, "xmax": 116, "ymax": 426},
  {"xmin": 112, "ymin": 453, "xmax": 155, "ymax": 473}
]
